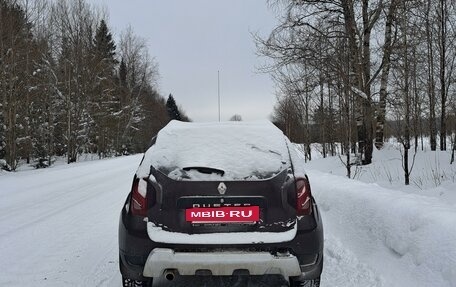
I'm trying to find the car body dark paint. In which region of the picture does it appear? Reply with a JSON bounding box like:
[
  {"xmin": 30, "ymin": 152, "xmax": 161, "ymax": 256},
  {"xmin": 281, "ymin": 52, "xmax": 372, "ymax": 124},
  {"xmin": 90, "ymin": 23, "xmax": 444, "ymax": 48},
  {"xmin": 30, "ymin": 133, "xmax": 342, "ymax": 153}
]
[
  {"xmin": 119, "ymin": 190, "xmax": 324, "ymax": 281},
  {"xmin": 146, "ymin": 167, "xmax": 316, "ymax": 234},
  {"xmin": 119, "ymin": 126, "xmax": 324, "ymax": 283}
]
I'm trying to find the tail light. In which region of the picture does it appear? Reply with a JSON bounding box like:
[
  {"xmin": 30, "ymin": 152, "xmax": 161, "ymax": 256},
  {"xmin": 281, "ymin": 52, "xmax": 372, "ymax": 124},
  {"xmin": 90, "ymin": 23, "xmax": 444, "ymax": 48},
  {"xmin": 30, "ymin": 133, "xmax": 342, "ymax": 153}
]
[
  {"xmin": 296, "ymin": 176, "xmax": 312, "ymax": 216},
  {"xmin": 130, "ymin": 176, "xmax": 148, "ymax": 217}
]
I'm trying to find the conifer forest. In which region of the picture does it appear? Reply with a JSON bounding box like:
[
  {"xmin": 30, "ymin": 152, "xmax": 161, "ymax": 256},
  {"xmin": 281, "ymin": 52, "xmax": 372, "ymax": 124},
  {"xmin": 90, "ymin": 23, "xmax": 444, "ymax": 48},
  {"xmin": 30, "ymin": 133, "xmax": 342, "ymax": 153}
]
[{"xmin": 0, "ymin": 0, "xmax": 189, "ymax": 170}]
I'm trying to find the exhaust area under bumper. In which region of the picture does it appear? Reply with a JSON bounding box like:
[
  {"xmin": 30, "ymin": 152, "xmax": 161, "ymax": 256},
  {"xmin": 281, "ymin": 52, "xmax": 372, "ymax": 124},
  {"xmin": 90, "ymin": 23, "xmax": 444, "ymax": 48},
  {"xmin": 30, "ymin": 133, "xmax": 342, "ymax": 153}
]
[{"xmin": 142, "ymin": 248, "xmax": 302, "ymax": 278}]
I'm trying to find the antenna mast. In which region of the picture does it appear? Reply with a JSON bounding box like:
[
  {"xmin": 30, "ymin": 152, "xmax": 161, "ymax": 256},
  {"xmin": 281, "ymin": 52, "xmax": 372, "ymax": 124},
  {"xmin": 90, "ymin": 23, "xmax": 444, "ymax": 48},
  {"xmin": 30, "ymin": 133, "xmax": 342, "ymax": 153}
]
[{"xmin": 218, "ymin": 70, "xmax": 221, "ymax": 122}]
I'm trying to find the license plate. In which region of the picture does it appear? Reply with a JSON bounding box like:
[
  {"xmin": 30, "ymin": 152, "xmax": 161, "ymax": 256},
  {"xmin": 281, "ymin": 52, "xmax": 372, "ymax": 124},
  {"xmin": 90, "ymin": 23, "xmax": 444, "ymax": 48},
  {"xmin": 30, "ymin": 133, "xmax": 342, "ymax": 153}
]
[{"xmin": 185, "ymin": 206, "xmax": 260, "ymax": 223}]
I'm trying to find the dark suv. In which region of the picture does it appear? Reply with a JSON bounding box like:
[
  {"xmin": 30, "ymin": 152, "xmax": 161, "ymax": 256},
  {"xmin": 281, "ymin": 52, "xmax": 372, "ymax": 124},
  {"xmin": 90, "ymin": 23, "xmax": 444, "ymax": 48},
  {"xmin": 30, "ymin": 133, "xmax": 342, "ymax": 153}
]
[{"xmin": 119, "ymin": 121, "xmax": 323, "ymax": 287}]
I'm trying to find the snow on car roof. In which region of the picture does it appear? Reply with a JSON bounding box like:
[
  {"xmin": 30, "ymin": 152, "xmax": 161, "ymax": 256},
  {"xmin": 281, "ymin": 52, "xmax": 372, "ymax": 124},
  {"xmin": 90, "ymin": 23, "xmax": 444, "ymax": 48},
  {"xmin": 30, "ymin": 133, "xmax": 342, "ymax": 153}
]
[{"xmin": 137, "ymin": 120, "xmax": 291, "ymax": 180}]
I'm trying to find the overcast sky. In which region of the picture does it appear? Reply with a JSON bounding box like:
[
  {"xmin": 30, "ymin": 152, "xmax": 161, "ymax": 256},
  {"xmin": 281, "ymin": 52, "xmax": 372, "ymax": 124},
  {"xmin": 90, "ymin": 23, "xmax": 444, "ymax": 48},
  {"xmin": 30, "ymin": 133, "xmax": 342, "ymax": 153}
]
[{"xmin": 87, "ymin": 0, "xmax": 279, "ymax": 122}]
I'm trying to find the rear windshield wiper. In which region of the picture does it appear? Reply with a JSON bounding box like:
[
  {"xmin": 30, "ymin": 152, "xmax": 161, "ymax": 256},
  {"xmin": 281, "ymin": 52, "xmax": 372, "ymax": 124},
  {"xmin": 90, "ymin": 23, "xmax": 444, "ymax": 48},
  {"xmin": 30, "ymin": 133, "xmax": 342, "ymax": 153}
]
[{"xmin": 183, "ymin": 166, "xmax": 225, "ymax": 176}]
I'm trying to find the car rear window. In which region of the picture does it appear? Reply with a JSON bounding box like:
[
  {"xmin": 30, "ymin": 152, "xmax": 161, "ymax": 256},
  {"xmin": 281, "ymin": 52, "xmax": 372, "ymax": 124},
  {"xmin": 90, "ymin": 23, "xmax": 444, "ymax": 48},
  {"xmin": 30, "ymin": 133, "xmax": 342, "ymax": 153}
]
[{"xmin": 136, "ymin": 120, "xmax": 291, "ymax": 181}]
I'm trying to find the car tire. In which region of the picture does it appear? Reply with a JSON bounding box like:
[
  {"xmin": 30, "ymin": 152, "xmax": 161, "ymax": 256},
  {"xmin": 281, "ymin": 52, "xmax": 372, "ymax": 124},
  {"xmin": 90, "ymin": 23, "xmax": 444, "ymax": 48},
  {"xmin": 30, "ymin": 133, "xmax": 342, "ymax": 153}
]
[
  {"xmin": 122, "ymin": 277, "xmax": 152, "ymax": 287},
  {"xmin": 289, "ymin": 277, "xmax": 320, "ymax": 287}
]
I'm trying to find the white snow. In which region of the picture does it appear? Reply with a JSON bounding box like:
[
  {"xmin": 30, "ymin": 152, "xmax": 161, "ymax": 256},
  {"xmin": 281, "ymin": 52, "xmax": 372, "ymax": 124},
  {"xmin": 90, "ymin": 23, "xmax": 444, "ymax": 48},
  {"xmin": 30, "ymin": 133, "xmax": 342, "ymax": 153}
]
[
  {"xmin": 310, "ymin": 170, "xmax": 456, "ymax": 287},
  {"xmin": 302, "ymin": 141, "xmax": 456, "ymax": 204},
  {"xmin": 300, "ymin": 141, "xmax": 456, "ymax": 287},
  {"xmin": 0, "ymin": 155, "xmax": 143, "ymax": 287},
  {"xmin": 137, "ymin": 120, "xmax": 290, "ymax": 180},
  {"xmin": 147, "ymin": 221, "xmax": 297, "ymax": 244},
  {"xmin": 1, "ymin": 139, "xmax": 455, "ymax": 286}
]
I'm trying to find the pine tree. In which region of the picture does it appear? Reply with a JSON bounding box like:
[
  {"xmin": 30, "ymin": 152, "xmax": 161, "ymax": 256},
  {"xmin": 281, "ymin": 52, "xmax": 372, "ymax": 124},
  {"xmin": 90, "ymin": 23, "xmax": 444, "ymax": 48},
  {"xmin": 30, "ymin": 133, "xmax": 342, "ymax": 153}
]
[
  {"xmin": 166, "ymin": 94, "xmax": 182, "ymax": 121},
  {"xmin": 93, "ymin": 19, "xmax": 117, "ymax": 65},
  {"xmin": 0, "ymin": 0, "xmax": 37, "ymax": 169},
  {"xmin": 92, "ymin": 19, "xmax": 119, "ymax": 157}
]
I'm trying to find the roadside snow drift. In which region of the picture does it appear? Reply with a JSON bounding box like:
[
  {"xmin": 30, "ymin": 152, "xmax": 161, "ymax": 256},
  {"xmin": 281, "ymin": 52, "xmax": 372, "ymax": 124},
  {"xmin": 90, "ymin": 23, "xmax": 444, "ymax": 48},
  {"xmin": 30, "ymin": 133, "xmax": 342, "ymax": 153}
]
[{"xmin": 310, "ymin": 170, "xmax": 456, "ymax": 287}]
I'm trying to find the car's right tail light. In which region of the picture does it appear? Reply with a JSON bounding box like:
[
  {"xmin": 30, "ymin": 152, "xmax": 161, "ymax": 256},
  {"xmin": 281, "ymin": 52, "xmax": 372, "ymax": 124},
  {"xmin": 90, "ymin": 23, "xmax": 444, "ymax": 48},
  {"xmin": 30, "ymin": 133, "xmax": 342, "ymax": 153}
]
[
  {"xmin": 296, "ymin": 176, "xmax": 312, "ymax": 216},
  {"xmin": 130, "ymin": 176, "xmax": 148, "ymax": 217}
]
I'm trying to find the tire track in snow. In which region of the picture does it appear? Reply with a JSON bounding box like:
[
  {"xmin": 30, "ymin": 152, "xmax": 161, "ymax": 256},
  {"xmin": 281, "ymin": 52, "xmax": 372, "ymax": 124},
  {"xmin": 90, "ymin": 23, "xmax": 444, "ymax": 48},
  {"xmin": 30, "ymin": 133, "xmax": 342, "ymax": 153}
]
[
  {"xmin": 0, "ymin": 155, "xmax": 142, "ymax": 286},
  {"xmin": 0, "ymin": 156, "xmax": 140, "ymax": 223},
  {"xmin": 0, "ymin": 161, "xmax": 138, "ymax": 238}
]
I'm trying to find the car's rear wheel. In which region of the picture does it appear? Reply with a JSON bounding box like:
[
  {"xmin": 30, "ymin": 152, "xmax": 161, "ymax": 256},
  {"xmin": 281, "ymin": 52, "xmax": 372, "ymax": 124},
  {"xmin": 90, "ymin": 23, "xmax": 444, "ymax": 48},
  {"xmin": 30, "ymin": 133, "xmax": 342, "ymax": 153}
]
[
  {"xmin": 122, "ymin": 277, "xmax": 152, "ymax": 287},
  {"xmin": 289, "ymin": 277, "xmax": 320, "ymax": 287}
]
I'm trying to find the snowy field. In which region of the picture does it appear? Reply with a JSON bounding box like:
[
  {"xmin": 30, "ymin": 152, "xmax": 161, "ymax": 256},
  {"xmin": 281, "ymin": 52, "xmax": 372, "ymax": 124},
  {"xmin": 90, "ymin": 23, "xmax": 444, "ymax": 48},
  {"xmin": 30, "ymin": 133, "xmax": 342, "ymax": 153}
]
[
  {"xmin": 302, "ymin": 142, "xmax": 456, "ymax": 287},
  {"xmin": 1, "ymin": 145, "xmax": 456, "ymax": 286}
]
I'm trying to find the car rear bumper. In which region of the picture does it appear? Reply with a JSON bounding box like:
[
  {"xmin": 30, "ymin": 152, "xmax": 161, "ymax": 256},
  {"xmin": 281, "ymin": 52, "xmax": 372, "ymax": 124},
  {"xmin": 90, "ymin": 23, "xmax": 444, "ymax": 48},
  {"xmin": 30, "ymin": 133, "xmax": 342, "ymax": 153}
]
[
  {"xmin": 119, "ymin": 207, "xmax": 324, "ymax": 281},
  {"xmin": 143, "ymin": 248, "xmax": 302, "ymax": 277}
]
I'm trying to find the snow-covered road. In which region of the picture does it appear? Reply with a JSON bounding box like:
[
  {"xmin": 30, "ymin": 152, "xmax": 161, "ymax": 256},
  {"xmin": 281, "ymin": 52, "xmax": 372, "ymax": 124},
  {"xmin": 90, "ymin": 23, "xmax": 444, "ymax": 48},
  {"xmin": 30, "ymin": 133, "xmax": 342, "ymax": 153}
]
[
  {"xmin": 0, "ymin": 156, "xmax": 141, "ymax": 287},
  {"xmin": 1, "ymin": 155, "xmax": 454, "ymax": 286}
]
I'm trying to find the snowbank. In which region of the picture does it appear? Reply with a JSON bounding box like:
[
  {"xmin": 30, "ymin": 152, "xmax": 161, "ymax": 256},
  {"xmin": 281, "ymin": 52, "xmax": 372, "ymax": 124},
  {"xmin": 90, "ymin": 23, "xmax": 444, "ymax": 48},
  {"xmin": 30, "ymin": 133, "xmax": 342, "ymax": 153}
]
[{"xmin": 310, "ymin": 170, "xmax": 456, "ymax": 287}]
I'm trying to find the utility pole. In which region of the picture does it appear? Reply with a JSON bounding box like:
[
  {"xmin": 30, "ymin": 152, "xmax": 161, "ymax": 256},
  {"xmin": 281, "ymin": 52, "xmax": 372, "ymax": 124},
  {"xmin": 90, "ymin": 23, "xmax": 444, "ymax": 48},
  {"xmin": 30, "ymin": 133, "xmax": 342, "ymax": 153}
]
[{"xmin": 218, "ymin": 70, "xmax": 221, "ymax": 122}]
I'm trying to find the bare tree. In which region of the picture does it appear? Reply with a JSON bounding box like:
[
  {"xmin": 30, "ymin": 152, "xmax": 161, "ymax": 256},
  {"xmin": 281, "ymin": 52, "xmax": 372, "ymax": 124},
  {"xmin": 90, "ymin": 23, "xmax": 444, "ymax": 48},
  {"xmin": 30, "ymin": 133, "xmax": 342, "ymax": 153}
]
[
  {"xmin": 258, "ymin": 0, "xmax": 403, "ymax": 165},
  {"xmin": 118, "ymin": 26, "xmax": 161, "ymax": 153},
  {"xmin": 375, "ymin": 0, "xmax": 400, "ymax": 149},
  {"xmin": 270, "ymin": 64, "xmax": 317, "ymax": 162}
]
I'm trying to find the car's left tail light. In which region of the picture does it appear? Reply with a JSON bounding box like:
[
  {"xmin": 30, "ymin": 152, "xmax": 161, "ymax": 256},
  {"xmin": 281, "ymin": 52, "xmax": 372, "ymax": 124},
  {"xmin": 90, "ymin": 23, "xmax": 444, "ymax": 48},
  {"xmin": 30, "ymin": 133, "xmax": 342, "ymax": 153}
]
[
  {"xmin": 130, "ymin": 176, "xmax": 148, "ymax": 217},
  {"xmin": 296, "ymin": 176, "xmax": 313, "ymax": 216}
]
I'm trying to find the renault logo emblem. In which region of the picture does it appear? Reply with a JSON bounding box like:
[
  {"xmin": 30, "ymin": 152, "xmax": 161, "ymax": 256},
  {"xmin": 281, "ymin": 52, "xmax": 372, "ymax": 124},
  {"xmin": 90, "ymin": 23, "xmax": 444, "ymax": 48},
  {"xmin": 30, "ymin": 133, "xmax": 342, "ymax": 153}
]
[{"xmin": 218, "ymin": 182, "xmax": 227, "ymax": 195}]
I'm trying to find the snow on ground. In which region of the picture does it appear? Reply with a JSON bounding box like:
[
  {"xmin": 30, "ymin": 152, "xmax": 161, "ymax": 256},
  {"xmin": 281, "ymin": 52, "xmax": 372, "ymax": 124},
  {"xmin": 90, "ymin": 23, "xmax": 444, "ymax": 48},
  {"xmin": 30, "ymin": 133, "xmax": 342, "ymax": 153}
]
[
  {"xmin": 0, "ymin": 155, "xmax": 143, "ymax": 287},
  {"xmin": 311, "ymin": 170, "xmax": 456, "ymax": 287},
  {"xmin": 302, "ymin": 142, "xmax": 456, "ymax": 204},
  {"xmin": 300, "ymin": 141, "xmax": 456, "ymax": 287},
  {"xmin": 8, "ymin": 153, "xmax": 108, "ymax": 173},
  {"xmin": 1, "ymin": 144, "xmax": 455, "ymax": 286}
]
